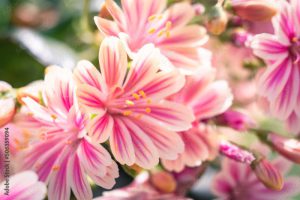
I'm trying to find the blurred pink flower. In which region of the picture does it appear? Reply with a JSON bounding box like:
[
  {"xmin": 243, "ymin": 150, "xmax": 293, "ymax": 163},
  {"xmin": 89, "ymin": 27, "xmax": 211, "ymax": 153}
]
[
  {"xmin": 217, "ymin": 110, "xmax": 255, "ymax": 131},
  {"xmin": 74, "ymin": 37, "xmax": 194, "ymax": 169},
  {"xmin": 94, "ymin": 172, "xmax": 190, "ymax": 200},
  {"xmin": 212, "ymin": 158, "xmax": 300, "ymax": 200},
  {"xmin": 0, "ymin": 171, "xmax": 46, "ymax": 200},
  {"xmin": 269, "ymin": 133, "xmax": 300, "ymax": 164},
  {"xmin": 162, "ymin": 68, "xmax": 233, "ymax": 172},
  {"xmin": 21, "ymin": 66, "xmax": 118, "ymax": 200},
  {"xmin": 94, "ymin": 0, "xmax": 211, "ymax": 75},
  {"xmin": 0, "ymin": 81, "xmax": 15, "ymax": 128},
  {"xmin": 251, "ymin": 0, "xmax": 300, "ymax": 134}
]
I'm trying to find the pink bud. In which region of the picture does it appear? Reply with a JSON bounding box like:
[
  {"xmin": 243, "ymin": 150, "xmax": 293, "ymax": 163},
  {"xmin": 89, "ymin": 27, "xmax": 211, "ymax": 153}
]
[
  {"xmin": 206, "ymin": 5, "xmax": 228, "ymax": 35},
  {"xmin": 231, "ymin": 0, "xmax": 279, "ymax": 21},
  {"xmin": 219, "ymin": 141, "xmax": 255, "ymax": 164},
  {"xmin": 252, "ymin": 158, "xmax": 283, "ymax": 190},
  {"xmin": 232, "ymin": 29, "xmax": 253, "ymax": 47},
  {"xmin": 269, "ymin": 133, "xmax": 300, "ymax": 164},
  {"xmin": 217, "ymin": 110, "xmax": 255, "ymax": 131},
  {"xmin": 150, "ymin": 171, "xmax": 176, "ymax": 193},
  {"xmin": 0, "ymin": 81, "xmax": 15, "ymax": 127}
]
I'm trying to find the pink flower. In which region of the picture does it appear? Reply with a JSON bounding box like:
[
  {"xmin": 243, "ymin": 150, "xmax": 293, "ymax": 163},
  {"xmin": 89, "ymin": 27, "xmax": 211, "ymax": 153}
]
[
  {"xmin": 74, "ymin": 37, "xmax": 194, "ymax": 169},
  {"xmin": 0, "ymin": 81, "xmax": 15, "ymax": 127},
  {"xmin": 21, "ymin": 66, "xmax": 118, "ymax": 200},
  {"xmin": 162, "ymin": 68, "xmax": 233, "ymax": 172},
  {"xmin": 94, "ymin": 0, "xmax": 211, "ymax": 75},
  {"xmin": 212, "ymin": 158, "xmax": 300, "ymax": 200},
  {"xmin": 250, "ymin": 0, "xmax": 300, "ymax": 134},
  {"xmin": 269, "ymin": 133, "xmax": 300, "ymax": 164},
  {"xmin": 217, "ymin": 110, "xmax": 255, "ymax": 131},
  {"xmin": 0, "ymin": 171, "xmax": 46, "ymax": 200}
]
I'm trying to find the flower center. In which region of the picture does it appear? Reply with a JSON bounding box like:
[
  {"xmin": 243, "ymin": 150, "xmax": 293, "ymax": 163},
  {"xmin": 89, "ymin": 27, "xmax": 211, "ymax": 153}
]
[
  {"xmin": 147, "ymin": 14, "xmax": 172, "ymax": 38},
  {"xmin": 121, "ymin": 90, "xmax": 152, "ymax": 119},
  {"xmin": 290, "ymin": 37, "xmax": 300, "ymax": 64}
]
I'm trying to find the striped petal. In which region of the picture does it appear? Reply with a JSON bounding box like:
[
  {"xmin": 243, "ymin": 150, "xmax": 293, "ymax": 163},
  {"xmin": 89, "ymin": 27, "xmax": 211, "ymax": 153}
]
[
  {"xmin": 105, "ymin": 0, "xmax": 127, "ymax": 31},
  {"xmin": 121, "ymin": 118, "xmax": 159, "ymax": 169},
  {"xmin": 76, "ymin": 84, "xmax": 106, "ymax": 115},
  {"xmin": 99, "ymin": 37, "xmax": 128, "ymax": 88},
  {"xmin": 87, "ymin": 113, "xmax": 113, "ymax": 143},
  {"xmin": 94, "ymin": 17, "xmax": 120, "ymax": 36},
  {"xmin": 110, "ymin": 118, "xmax": 135, "ymax": 166},
  {"xmin": 69, "ymin": 154, "xmax": 92, "ymax": 200}
]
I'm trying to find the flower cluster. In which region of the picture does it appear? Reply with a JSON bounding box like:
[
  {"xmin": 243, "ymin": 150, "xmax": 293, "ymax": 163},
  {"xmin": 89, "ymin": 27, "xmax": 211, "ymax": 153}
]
[{"xmin": 1, "ymin": 0, "xmax": 300, "ymax": 200}]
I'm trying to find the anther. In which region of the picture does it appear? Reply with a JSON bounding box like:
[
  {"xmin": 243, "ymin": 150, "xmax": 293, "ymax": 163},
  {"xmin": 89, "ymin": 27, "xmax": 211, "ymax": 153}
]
[
  {"xmin": 138, "ymin": 90, "xmax": 146, "ymax": 98},
  {"xmin": 148, "ymin": 28, "xmax": 156, "ymax": 34},
  {"xmin": 123, "ymin": 110, "xmax": 132, "ymax": 116},
  {"xmin": 145, "ymin": 107, "xmax": 151, "ymax": 113},
  {"xmin": 52, "ymin": 165, "xmax": 60, "ymax": 171},
  {"xmin": 133, "ymin": 93, "xmax": 140, "ymax": 100}
]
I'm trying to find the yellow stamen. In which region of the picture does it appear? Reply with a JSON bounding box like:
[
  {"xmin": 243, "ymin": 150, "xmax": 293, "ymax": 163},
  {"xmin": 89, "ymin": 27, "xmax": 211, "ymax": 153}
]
[
  {"xmin": 148, "ymin": 15, "xmax": 157, "ymax": 21},
  {"xmin": 158, "ymin": 30, "xmax": 165, "ymax": 37},
  {"xmin": 52, "ymin": 165, "xmax": 60, "ymax": 171},
  {"xmin": 28, "ymin": 112, "xmax": 34, "ymax": 117},
  {"xmin": 138, "ymin": 90, "xmax": 146, "ymax": 98},
  {"xmin": 125, "ymin": 100, "xmax": 135, "ymax": 106},
  {"xmin": 166, "ymin": 21, "xmax": 172, "ymax": 29},
  {"xmin": 51, "ymin": 114, "xmax": 57, "ymax": 120},
  {"xmin": 148, "ymin": 28, "xmax": 156, "ymax": 34},
  {"xmin": 145, "ymin": 107, "xmax": 151, "ymax": 113},
  {"xmin": 147, "ymin": 99, "xmax": 152, "ymax": 104},
  {"xmin": 133, "ymin": 93, "xmax": 140, "ymax": 100},
  {"xmin": 123, "ymin": 110, "xmax": 132, "ymax": 116}
]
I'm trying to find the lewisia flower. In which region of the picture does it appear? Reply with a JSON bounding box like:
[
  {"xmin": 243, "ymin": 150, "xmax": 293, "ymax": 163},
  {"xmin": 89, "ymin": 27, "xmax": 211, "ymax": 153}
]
[
  {"xmin": 162, "ymin": 68, "xmax": 233, "ymax": 172},
  {"xmin": 94, "ymin": 0, "xmax": 211, "ymax": 74},
  {"xmin": 21, "ymin": 66, "xmax": 118, "ymax": 200},
  {"xmin": 212, "ymin": 158, "xmax": 300, "ymax": 200},
  {"xmin": 74, "ymin": 36, "xmax": 194, "ymax": 169},
  {"xmin": 250, "ymin": 0, "xmax": 300, "ymax": 134},
  {"xmin": 0, "ymin": 171, "xmax": 47, "ymax": 200}
]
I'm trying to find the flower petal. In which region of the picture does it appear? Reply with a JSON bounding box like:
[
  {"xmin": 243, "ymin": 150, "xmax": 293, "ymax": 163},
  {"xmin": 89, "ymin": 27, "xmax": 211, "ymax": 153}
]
[
  {"xmin": 87, "ymin": 113, "xmax": 113, "ymax": 143},
  {"xmin": 99, "ymin": 37, "xmax": 128, "ymax": 88},
  {"xmin": 110, "ymin": 118, "xmax": 135, "ymax": 166},
  {"xmin": 94, "ymin": 17, "xmax": 121, "ymax": 36}
]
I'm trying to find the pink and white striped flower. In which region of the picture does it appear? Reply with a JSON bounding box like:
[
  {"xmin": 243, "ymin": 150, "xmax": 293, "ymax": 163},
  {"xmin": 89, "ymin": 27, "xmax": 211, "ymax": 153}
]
[
  {"xmin": 74, "ymin": 36, "xmax": 194, "ymax": 169},
  {"xmin": 250, "ymin": 0, "xmax": 300, "ymax": 134},
  {"xmin": 0, "ymin": 171, "xmax": 47, "ymax": 200},
  {"xmin": 162, "ymin": 68, "xmax": 233, "ymax": 172},
  {"xmin": 212, "ymin": 158, "xmax": 300, "ymax": 200},
  {"xmin": 94, "ymin": 0, "xmax": 211, "ymax": 75},
  {"xmin": 21, "ymin": 66, "xmax": 118, "ymax": 200}
]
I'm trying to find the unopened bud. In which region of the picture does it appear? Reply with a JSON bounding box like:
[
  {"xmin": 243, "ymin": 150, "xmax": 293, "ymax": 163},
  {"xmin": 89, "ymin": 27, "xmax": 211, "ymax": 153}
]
[
  {"xmin": 251, "ymin": 158, "xmax": 283, "ymax": 191},
  {"xmin": 150, "ymin": 171, "xmax": 176, "ymax": 193},
  {"xmin": 206, "ymin": 5, "xmax": 228, "ymax": 35},
  {"xmin": 217, "ymin": 110, "xmax": 255, "ymax": 131},
  {"xmin": 220, "ymin": 141, "xmax": 255, "ymax": 164},
  {"xmin": 231, "ymin": 0, "xmax": 279, "ymax": 21},
  {"xmin": 193, "ymin": 3, "xmax": 205, "ymax": 16},
  {"xmin": 232, "ymin": 29, "xmax": 252, "ymax": 47},
  {"xmin": 269, "ymin": 133, "xmax": 300, "ymax": 164}
]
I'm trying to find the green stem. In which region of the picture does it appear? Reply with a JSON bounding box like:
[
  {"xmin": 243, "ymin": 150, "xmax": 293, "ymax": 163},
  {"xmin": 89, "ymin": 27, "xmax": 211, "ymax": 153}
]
[{"xmin": 81, "ymin": 0, "xmax": 91, "ymax": 33}]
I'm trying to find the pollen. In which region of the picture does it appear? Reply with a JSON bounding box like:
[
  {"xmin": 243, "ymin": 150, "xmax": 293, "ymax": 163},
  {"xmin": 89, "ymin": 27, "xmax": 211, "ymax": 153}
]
[
  {"xmin": 51, "ymin": 114, "xmax": 57, "ymax": 120},
  {"xmin": 292, "ymin": 37, "xmax": 298, "ymax": 43},
  {"xmin": 52, "ymin": 165, "xmax": 60, "ymax": 171},
  {"xmin": 147, "ymin": 99, "xmax": 152, "ymax": 104},
  {"xmin": 133, "ymin": 93, "xmax": 140, "ymax": 100},
  {"xmin": 145, "ymin": 107, "xmax": 151, "ymax": 113},
  {"xmin": 148, "ymin": 15, "xmax": 157, "ymax": 21},
  {"xmin": 138, "ymin": 90, "xmax": 146, "ymax": 98},
  {"xmin": 123, "ymin": 110, "xmax": 132, "ymax": 116},
  {"xmin": 65, "ymin": 140, "xmax": 72, "ymax": 145},
  {"xmin": 148, "ymin": 28, "xmax": 156, "ymax": 34},
  {"xmin": 125, "ymin": 100, "xmax": 135, "ymax": 106}
]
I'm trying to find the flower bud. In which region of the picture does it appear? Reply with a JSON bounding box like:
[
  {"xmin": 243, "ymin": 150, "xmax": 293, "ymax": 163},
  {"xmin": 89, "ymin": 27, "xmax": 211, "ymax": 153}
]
[
  {"xmin": 231, "ymin": 0, "xmax": 278, "ymax": 21},
  {"xmin": 193, "ymin": 3, "xmax": 205, "ymax": 16},
  {"xmin": 220, "ymin": 141, "xmax": 255, "ymax": 164},
  {"xmin": 150, "ymin": 171, "xmax": 176, "ymax": 193},
  {"xmin": 232, "ymin": 29, "xmax": 252, "ymax": 47},
  {"xmin": 251, "ymin": 158, "xmax": 283, "ymax": 190},
  {"xmin": 0, "ymin": 81, "xmax": 15, "ymax": 127},
  {"xmin": 206, "ymin": 5, "xmax": 228, "ymax": 35},
  {"xmin": 217, "ymin": 110, "xmax": 255, "ymax": 131},
  {"xmin": 269, "ymin": 133, "xmax": 300, "ymax": 164}
]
